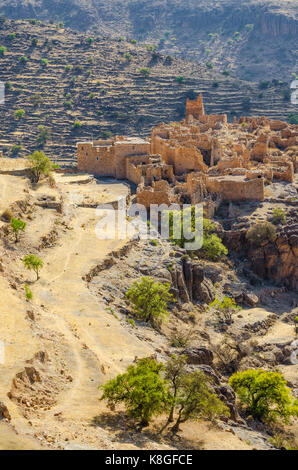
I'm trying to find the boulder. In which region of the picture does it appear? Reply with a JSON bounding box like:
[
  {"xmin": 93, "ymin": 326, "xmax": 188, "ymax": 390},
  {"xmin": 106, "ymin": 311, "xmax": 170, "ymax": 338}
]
[
  {"xmin": 183, "ymin": 347, "xmax": 214, "ymax": 366},
  {"xmin": 0, "ymin": 402, "xmax": 11, "ymax": 421}
]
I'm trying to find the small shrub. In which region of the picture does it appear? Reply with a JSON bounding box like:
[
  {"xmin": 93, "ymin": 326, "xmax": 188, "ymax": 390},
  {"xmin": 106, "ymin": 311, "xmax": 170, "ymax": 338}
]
[
  {"xmin": 24, "ymin": 284, "xmax": 33, "ymax": 300},
  {"xmin": 270, "ymin": 208, "xmax": 286, "ymax": 225},
  {"xmin": 27, "ymin": 150, "xmax": 58, "ymax": 183},
  {"xmin": 14, "ymin": 109, "xmax": 26, "ymax": 120},
  {"xmin": 11, "ymin": 218, "xmax": 26, "ymax": 242},
  {"xmin": 150, "ymin": 239, "xmax": 158, "ymax": 246},
  {"xmin": 64, "ymin": 99, "xmax": 73, "ymax": 108},
  {"xmin": 0, "ymin": 45, "xmax": 7, "ymax": 57},
  {"xmin": 30, "ymin": 93, "xmax": 43, "ymax": 107},
  {"xmin": 282, "ymin": 88, "xmax": 290, "ymax": 101},
  {"xmin": 124, "ymin": 52, "xmax": 132, "ymax": 61},
  {"xmin": 208, "ymin": 296, "xmax": 241, "ymax": 324},
  {"xmin": 269, "ymin": 433, "xmax": 298, "ymax": 450},
  {"xmin": 246, "ymin": 222, "xmax": 277, "ymax": 246},
  {"xmin": 127, "ymin": 318, "xmax": 136, "ymax": 328},
  {"xmin": 175, "ymin": 76, "xmax": 186, "ymax": 84},
  {"xmin": 40, "ymin": 58, "xmax": 48, "ymax": 67},
  {"xmin": 139, "ymin": 67, "xmax": 151, "ymax": 78},
  {"xmin": 145, "ymin": 44, "xmax": 156, "ymax": 52},
  {"xmin": 259, "ymin": 81, "xmax": 270, "ymax": 90},
  {"xmin": 170, "ymin": 329, "xmax": 195, "ymax": 348},
  {"xmin": 10, "ymin": 144, "xmax": 23, "ymax": 156},
  {"xmin": 201, "ymin": 233, "xmax": 228, "ymax": 260},
  {"xmin": 23, "ymin": 254, "xmax": 44, "ymax": 281},
  {"xmin": 19, "ymin": 56, "xmax": 29, "ymax": 64},
  {"xmin": 73, "ymin": 120, "xmax": 82, "ymax": 129},
  {"xmin": 36, "ymin": 125, "xmax": 50, "ymax": 146}
]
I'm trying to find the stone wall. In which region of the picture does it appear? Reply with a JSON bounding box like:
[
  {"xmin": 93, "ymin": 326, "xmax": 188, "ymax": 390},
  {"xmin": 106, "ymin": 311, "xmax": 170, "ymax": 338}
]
[
  {"xmin": 206, "ymin": 175, "xmax": 265, "ymax": 201},
  {"xmin": 77, "ymin": 137, "xmax": 150, "ymax": 178}
]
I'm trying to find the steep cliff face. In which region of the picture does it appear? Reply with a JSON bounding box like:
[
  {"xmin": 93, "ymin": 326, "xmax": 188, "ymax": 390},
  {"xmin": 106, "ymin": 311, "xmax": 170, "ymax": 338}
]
[
  {"xmin": 221, "ymin": 206, "xmax": 298, "ymax": 290},
  {"xmin": 0, "ymin": 1, "xmax": 296, "ymax": 80}
]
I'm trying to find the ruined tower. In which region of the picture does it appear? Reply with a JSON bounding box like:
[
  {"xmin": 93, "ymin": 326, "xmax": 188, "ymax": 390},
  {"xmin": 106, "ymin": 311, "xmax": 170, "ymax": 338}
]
[{"xmin": 186, "ymin": 93, "xmax": 205, "ymax": 123}]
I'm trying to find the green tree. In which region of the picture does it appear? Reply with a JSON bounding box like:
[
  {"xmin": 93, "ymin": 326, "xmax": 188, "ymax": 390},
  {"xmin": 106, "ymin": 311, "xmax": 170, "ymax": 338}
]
[
  {"xmin": 19, "ymin": 55, "xmax": 28, "ymax": 64},
  {"xmin": 100, "ymin": 357, "xmax": 169, "ymax": 426},
  {"xmin": 0, "ymin": 45, "xmax": 7, "ymax": 57},
  {"xmin": 229, "ymin": 369, "xmax": 298, "ymax": 423},
  {"xmin": 126, "ymin": 277, "xmax": 173, "ymax": 325},
  {"xmin": 246, "ymin": 222, "xmax": 276, "ymax": 246},
  {"xmin": 27, "ymin": 151, "xmax": 58, "ymax": 183},
  {"xmin": 23, "ymin": 254, "xmax": 44, "ymax": 281},
  {"xmin": 73, "ymin": 120, "xmax": 82, "ymax": 129},
  {"xmin": 11, "ymin": 217, "xmax": 26, "ymax": 242},
  {"xmin": 40, "ymin": 58, "xmax": 48, "ymax": 67},
  {"xmin": 164, "ymin": 354, "xmax": 188, "ymax": 423},
  {"xmin": 170, "ymin": 370, "xmax": 229, "ymax": 433},
  {"xmin": 139, "ymin": 67, "xmax": 151, "ymax": 78},
  {"xmin": 175, "ymin": 76, "xmax": 186, "ymax": 84},
  {"xmin": 14, "ymin": 109, "xmax": 26, "ymax": 120},
  {"xmin": 167, "ymin": 208, "xmax": 227, "ymax": 260},
  {"xmin": 36, "ymin": 125, "xmax": 50, "ymax": 146},
  {"xmin": 271, "ymin": 208, "xmax": 286, "ymax": 225},
  {"xmin": 208, "ymin": 296, "xmax": 241, "ymax": 324},
  {"xmin": 124, "ymin": 52, "xmax": 132, "ymax": 62}
]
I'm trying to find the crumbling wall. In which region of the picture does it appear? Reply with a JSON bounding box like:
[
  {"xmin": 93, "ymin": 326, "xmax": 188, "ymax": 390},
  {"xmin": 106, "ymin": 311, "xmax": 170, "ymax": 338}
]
[{"xmin": 206, "ymin": 176, "xmax": 264, "ymax": 201}]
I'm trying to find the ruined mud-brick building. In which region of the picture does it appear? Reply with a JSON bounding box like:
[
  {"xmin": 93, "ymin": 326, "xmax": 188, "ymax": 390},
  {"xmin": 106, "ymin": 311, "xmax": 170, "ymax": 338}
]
[{"xmin": 77, "ymin": 94, "xmax": 298, "ymax": 209}]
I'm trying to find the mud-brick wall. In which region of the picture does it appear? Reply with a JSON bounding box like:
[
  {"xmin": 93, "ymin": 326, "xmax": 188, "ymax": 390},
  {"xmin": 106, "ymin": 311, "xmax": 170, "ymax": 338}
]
[
  {"xmin": 126, "ymin": 155, "xmax": 151, "ymax": 185},
  {"xmin": 77, "ymin": 143, "xmax": 116, "ymax": 176},
  {"xmin": 137, "ymin": 188, "xmax": 175, "ymax": 208},
  {"xmin": 174, "ymin": 146, "xmax": 207, "ymax": 175},
  {"xmin": 206, "ymin": 176, "xmax": 264, "ymax": 201},
  {"xmin": 114, "ymin": 142, "xmax": 150, "ymax": 179}
]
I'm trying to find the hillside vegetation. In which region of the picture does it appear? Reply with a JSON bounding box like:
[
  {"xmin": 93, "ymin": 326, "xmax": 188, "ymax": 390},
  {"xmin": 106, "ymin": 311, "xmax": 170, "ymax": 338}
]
[
  {"xmin": 0, "ymin": 19, "xmax": 296, "ymax": 166},
  {"xmin": 0, "ymin": 0, "xmax": 297, "ymax": 81}
]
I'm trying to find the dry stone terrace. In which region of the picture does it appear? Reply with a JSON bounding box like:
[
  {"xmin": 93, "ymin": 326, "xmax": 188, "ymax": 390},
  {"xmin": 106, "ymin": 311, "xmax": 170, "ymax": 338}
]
[{"xmin": 77, "ymin": 94, "xmax": 298, "ymax": 210}]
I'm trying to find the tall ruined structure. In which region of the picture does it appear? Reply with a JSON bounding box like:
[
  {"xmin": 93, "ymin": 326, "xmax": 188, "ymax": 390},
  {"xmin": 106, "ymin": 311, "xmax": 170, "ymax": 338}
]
[
  {"xmin": 186, "ymin": 93, "xmax": 205, "ymax": 122},
  {"xmin": 77, "ymin": 95, "xmax": 297, "ymax": 210}
]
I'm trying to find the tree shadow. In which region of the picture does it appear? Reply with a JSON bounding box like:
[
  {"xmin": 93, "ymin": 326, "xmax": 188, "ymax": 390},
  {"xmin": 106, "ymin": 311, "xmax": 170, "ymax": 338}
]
[{"xmin": 91, "ymin": 411, "xmax": 204, "ymax": 450}]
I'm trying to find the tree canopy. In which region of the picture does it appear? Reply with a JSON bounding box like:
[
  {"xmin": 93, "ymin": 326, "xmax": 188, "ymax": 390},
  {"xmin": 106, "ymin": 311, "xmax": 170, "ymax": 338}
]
[{"xmin": 229, "ymin": 369, "xmax": 298, "ymax": 423}]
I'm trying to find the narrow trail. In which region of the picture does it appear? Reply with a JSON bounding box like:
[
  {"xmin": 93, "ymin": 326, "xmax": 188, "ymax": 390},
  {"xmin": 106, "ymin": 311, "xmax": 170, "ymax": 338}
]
[{"xmin": 31, "ymin": 202, "xmax": 153, "ymax": 434}]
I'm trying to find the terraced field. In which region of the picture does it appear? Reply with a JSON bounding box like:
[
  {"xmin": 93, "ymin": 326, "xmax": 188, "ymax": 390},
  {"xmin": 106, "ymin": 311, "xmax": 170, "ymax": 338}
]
[{"xmin": 0, "ymin": 19, "xmax": 296, "ymax": 166}]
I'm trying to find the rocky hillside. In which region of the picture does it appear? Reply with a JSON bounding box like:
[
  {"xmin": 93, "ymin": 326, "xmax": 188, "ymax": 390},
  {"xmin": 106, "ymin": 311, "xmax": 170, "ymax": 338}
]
[
  {"xmin": 0, "ymin": 160, "xmax": 297, "ymax": 450},
  {"xmin": 0, "ymin": 19, "xmax": 296, "ymax": 166},
  {"xmin": 0, "ymin": 0, "xmax": 297, "ymax": 81}
]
